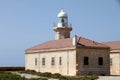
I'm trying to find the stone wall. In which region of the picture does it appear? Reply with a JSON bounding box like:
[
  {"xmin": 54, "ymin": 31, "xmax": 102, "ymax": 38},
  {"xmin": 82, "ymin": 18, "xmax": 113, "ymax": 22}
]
[{"xmin": 76, "ymin": 47, "xmax": 110, "ymax": 76}]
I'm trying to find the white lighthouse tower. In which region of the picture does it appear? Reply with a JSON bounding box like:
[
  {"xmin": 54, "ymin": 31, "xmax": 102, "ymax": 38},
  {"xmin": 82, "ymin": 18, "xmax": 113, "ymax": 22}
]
[{"xmin": 53, "ymin": 9, "xmax": 72, "ymax": 40}]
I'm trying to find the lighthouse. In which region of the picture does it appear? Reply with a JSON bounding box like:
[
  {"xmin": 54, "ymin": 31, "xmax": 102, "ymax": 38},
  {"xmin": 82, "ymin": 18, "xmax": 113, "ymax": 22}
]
[{"xmin": 53, "ymin": 9, "xmax": 72, "ymax": 40}]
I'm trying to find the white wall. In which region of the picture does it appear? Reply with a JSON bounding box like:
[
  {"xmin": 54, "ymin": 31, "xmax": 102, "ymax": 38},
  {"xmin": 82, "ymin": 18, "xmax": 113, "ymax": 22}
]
[
  {"xmin": 110, "ymin": 52, "xmax": 120, "ymax": 75},
  {"xmin": 25, "ymin": 53, "xmax": 40, "ymax": 72},
  {"xmin": 25, "ymin": 49, "xmax": 76, "ymax": 76}
]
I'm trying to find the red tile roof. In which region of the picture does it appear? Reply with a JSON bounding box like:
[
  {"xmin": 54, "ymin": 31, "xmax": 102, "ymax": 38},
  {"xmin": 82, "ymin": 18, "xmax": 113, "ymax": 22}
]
[
  {"xmin": 77, "ymin": 37, "xmax": 108, "ymax": 47},
  {"xmin": 103, "ymin": 41, "xmax": 120, "ymax": 50},
  {"xmin": 26, "ymin": 38, "xmax": 73, "ymax": 51},
  {"xmin": 26, "ymin": 36, "xmax": 109, "ymax": 52}
]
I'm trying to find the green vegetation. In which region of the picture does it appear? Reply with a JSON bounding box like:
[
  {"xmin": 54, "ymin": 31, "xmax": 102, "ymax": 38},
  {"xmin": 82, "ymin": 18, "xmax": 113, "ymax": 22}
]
[
  {"xmin": 20, "ymin": 70, "xmax": 99, "ymax": 80},
  {"xmin": 20, "ymin": 70, "xmax": 66, "ymax": 79},
  {"xmin": 66, "ymin": 75, "xmax": 98, "ymax": 80},
  {"xmin": 0, "ymin": 70, "xmax": 98, "ymax": 80},
  {"xmin": 29, "ymin": 78, "xmax": 48, "ymax": 80},
  {"xmin": 0, "ymin": 71, "xmax": 48, "ymax": 80},
  {"xmin": 0, "ymin": 71, "xmax": 27, "ymax": 80},
  {"xmin": 75, "ymin": 75, "xmax": 98, "ymax": 80}
]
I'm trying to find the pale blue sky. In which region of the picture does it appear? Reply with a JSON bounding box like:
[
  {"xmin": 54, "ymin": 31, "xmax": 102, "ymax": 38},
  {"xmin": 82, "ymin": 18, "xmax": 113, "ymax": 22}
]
[{"xmin": 0, "ymin": 0, "xmax": 120, "ymax": 66}]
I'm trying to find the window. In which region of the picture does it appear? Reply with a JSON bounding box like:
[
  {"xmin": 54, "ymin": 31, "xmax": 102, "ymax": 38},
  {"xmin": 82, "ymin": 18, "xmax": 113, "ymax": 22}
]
[
  {"xmin": 61, "ymin": 18, "xmax": 64, "ymax": 23},
  {"xmin": 110, "ymin": 58, "xmax": 112, "ymax": 65},
  {"xmin": 59, "ymin": 57, "xmax": 62, "ymax": 65},
  {"xmin": 98, "ymin": 57, "xmax": 103, "ymax": 65},
  {"xmin": 51, "ymin": 57, "xmax": 55, "ymax": 65},
  {"xmin": 42, "ymin": 58, "xmax": 45, "ymax": 65},
  {"xmin": 35, "ymin": 58, "xmax": 37, "ymax": 65},
  {"xmin": 84, "ymin": 57, "xmax": 89, "ymax": 65}
]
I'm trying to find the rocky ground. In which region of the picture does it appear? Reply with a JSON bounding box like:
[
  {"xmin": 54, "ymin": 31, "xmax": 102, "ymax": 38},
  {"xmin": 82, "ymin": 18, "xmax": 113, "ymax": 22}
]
[
  {"xmin": 11, "ymin": 72, "xmax": 58, "ymax": 80},
  {"xmin": 11, "ymin": 72, "xmax": 120, "ymax": 80},
  {"xmin": 98, "ymin": 76, "xmax": 120, "ymax": 80}
]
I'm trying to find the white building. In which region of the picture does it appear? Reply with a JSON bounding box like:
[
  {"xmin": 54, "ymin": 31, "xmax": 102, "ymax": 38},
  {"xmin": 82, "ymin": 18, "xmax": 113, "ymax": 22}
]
[
  {"xmin": 25, "ymin": 10, "xmax": 110, "ymax": 76},
  {"xmin": 103, "ymin": 41, "xmax": 120, "ymax": 75}
]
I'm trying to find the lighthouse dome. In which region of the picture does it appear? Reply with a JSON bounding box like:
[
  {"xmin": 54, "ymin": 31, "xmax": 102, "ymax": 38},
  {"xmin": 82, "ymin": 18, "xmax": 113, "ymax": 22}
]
[{"xmin": 57, "ymin": 9, "xmax": 68, "ymax": 18}]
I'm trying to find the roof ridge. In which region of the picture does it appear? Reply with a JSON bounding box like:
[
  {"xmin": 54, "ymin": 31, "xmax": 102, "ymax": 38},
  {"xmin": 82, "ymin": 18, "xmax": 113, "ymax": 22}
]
[
  {"xmin": 26, "ymin": 36, "xmax": 109, "ymax": 52},
  {"xmin": 79, "ymin": 36, "xmax": 99, "ymax": 44},
  {"xmin": 26, "ymin": 38, "xmax": 73, "ymax": 51}
]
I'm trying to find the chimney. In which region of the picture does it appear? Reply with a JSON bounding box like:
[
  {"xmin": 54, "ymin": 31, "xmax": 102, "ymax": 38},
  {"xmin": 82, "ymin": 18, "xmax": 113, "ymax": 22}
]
[{"xmin": 73, "ymin": 35, "xmax": 77, "ymax": 45}]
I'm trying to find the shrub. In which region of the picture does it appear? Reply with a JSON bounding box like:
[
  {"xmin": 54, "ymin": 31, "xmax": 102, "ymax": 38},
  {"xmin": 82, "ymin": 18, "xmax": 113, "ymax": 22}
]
[
  {"xmin": 80, "ymin": 76, "xmax": 91, "ymax": 80},
  {"xmin": 19, "ymin": 71, "xmax": 98, "ymax": 80},
  {"xmin": 79, "ymin": 75, "xmax": 98, "ymax": 80},
  {"xmin": 0, "ymin": 71, "xmax": 28, "ymax": 80},
  {"xmin": 66, "ymin": 77, "xmax": 80, "ymax": 80},
  {"xmin": 51, "ymin": 73, "xmax": 67, "ymax": 80},
  {"xmin": 51, "ymin": 73, "xmax": 62, "ymax": 78},
  {"xmin": 90, "ymin": 75, "xmax": 98, "ymax": 80},
  {"xmin": 29, "ymin": 78, "xmax": 48, "ymax": 80},
  {"xmin": 40, "ymin": 72, "xmax": 52, "ymax": 77},
  {"xmin": 59, "ymin": 76, "xmax": 67, "ymax": 80},
  {"xmin": 25, "ymin": 69, "xmax": 36, "ymax": 72},
  {"xmin": 25, "ymin": 69, "xmax": 36, "ymax": 74}
]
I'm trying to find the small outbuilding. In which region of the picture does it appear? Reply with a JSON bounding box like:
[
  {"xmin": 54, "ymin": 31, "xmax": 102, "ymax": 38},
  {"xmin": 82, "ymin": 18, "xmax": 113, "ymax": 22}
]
[{"xmin": 103, "ymin": 41, "xmax": 120, "ymax": 75}]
